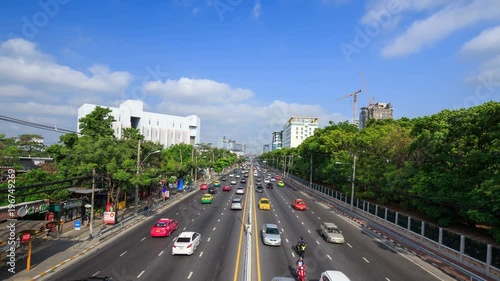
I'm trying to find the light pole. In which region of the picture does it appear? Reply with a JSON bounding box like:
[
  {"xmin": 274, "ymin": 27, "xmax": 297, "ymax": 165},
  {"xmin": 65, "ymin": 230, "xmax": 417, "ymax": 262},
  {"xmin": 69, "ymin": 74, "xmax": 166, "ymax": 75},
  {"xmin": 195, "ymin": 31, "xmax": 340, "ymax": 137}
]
[
  {"xmin": 335, "ymin": 154, "xmax": 357, "ymax": 210},
  {"xmin": 309, "ymin": 154, "xmax": 313, "ymax": 187},
  {"xmin": 135, "ymin": 143, "xmax": 161, "ymax": 216}
]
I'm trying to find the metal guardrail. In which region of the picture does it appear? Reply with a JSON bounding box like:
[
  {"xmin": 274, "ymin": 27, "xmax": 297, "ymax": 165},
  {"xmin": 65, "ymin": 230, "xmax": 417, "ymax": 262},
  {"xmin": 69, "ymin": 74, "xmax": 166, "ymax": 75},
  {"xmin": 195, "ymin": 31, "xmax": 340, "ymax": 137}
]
[{"xmin": 280, "ymin": 171, "xmax": 489, "ymax": 281}]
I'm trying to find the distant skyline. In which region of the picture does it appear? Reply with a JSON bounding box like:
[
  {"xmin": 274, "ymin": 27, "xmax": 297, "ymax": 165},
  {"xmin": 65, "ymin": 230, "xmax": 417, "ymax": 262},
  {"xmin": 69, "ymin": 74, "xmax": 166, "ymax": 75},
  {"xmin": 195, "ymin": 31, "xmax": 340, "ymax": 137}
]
[{"xmin": 0, "ymin": 0, "xmax": 498, "ymax": 153}]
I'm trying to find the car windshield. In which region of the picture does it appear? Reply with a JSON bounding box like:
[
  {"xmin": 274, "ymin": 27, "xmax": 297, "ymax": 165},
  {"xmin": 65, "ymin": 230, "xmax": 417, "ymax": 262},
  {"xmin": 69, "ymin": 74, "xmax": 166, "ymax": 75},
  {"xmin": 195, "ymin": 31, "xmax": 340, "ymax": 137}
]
[
  {"xmin": 326, "ymin": 227, "xmax": 340, "ymax": 233},
  {"xmin": 176, "ymin": 237, "xmax": 191, "ymax": 243},
  {"xmin": 261, "ymin": 200, "xmax": 269, "ymax": 204},
  {"xmin": 296, "ymin": 200, "xmax": 304, "ymax": 204},
  {"xmin": 155, "ymin": 222, "xmax": 167, "ymax": 227},
  {"xmin": 266, "ymin": 227, "xmax": 279, "ymax": 235}
]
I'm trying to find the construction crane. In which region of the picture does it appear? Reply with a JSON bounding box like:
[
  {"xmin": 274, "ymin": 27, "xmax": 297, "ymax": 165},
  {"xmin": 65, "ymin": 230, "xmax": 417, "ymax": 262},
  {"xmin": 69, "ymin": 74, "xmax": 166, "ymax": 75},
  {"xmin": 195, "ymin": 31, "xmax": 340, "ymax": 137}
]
[
  {"xmin": 359, "ymin": 72, "xmax": 375, "ymax": 107},
  {"xmin": 335, "ymin": 89, "xmax": 363, "ymax": 125}
]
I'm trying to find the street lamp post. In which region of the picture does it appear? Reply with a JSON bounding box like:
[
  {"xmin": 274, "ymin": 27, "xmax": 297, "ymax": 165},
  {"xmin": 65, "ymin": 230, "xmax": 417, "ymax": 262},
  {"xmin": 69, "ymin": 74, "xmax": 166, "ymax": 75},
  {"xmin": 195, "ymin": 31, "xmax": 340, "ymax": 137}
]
[
  {"xmin": 135, "ymin": 142, "xmax": 161, "ymax": 216},
  {"xmin": 336, "ymin": 154, "xmax": 357, "ymax": 210},
  {"xmin": 309, "ymin": 154, "xmax": 313, "ymax": 187},
  {"xmin": 351, "ymin": 155, "xmax": 357, "ymax": 210}
]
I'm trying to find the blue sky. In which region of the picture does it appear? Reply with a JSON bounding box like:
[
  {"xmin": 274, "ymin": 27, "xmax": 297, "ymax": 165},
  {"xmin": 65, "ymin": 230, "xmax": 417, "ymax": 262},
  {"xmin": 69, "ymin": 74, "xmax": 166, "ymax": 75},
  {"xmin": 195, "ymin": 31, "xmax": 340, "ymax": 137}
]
[{"xmin": 0, "ymin": 0, "xmax": 499, "ymax": 152}]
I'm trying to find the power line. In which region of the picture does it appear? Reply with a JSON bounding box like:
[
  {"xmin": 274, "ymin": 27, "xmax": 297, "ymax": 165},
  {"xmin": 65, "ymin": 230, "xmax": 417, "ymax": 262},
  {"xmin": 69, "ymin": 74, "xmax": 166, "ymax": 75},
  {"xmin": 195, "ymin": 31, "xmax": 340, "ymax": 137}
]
[{"xmin": 0, "ymin": 114, "xmax": 79, "ymax": 134}]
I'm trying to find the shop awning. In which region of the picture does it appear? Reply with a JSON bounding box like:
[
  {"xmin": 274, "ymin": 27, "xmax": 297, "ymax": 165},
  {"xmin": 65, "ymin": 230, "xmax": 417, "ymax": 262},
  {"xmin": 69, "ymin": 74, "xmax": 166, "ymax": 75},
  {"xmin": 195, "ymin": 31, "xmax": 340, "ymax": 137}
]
[{"xmin": 0, "ymin": 220, "xmax": 58, "ymax": 245}]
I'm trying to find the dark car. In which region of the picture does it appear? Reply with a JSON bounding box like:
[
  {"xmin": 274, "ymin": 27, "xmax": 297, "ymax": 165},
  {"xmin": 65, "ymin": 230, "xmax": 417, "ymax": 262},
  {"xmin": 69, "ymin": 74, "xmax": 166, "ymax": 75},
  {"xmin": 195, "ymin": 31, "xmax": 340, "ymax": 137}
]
[
  {"xmin": 221, "ymin": 176, "xmax": 227, "ymax": 181},
  {"xmin": 208, "ymin": 186, "xmax": 217, "ymax": 194},
  {"xmin": 256, "ymin": 185, "xmax": 264, "ymax": 193},
  {"xmin": 266, "ymin": 183, "xmax": 274, "ymax": 189},
  {"xmin": 241, "ymin": 178, "xmax": 246, "ymax": 183}
]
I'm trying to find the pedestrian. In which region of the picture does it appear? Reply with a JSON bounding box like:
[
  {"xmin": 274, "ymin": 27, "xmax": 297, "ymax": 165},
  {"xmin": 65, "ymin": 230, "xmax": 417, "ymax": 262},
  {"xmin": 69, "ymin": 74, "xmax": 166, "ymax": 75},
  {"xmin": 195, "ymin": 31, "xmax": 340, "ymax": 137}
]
[{"xmin": 83, "ymin": 213, "xmax": 89, "ymax": 227}]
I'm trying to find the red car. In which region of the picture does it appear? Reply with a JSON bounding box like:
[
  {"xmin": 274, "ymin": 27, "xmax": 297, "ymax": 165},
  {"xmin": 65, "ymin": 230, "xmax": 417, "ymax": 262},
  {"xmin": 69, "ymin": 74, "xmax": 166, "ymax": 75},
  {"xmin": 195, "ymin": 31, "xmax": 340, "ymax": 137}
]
[
  {"xmin": 200, "ymin": 183, "xmax": 209, "ymax": 190},
  {"xmin": 150, "ymin": 218, "xmax": 179, "ymax": 237},
  {"xmin": 275, "ymin": 175, "xmax": 281, "ymax": 180},
  {"xmin": 222, "ymin": 185, "xmax": 231, "ymax": 191},
  {"xmin": 293, "ymin": 199, "xmax": 307, "ymax": 211}
]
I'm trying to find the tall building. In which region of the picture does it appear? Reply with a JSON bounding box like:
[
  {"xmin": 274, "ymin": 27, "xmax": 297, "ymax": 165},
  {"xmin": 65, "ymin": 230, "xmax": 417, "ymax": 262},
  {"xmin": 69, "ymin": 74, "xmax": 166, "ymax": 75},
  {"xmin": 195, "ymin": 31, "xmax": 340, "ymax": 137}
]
[
  {"xmin": 359, "ymin": 102, "xmax": 394, "ymax": 129},
  {"xmin": 263, "ymin": 144, "xmax": 271, "ymax": 154},
  {"xmin": 272, "ymin": 131, "xmax": 283, "ymax": 151},
  {"xmin": 282, "ymin": 116, "xmax": 319, "ymax": 148},
  {"xmin": 77, "ymin": 100, "xmax": 200, "ymax": 147}
]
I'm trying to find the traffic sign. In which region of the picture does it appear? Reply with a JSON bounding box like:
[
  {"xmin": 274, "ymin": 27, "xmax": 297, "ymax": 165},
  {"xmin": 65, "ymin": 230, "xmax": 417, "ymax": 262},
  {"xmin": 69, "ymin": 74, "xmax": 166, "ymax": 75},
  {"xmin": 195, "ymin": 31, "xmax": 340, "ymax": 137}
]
[{"xmin": 74, "ymin": 219, "xmax": 81, "ymax": 230}]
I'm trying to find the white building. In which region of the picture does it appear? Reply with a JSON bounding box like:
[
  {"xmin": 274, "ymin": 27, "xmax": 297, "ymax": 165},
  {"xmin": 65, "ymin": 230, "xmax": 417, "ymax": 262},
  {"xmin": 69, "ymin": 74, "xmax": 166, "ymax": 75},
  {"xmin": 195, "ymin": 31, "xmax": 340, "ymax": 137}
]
[
  {"xmin": 282, "ymin": 116, "xmax": 319, "ymax": 148},
  {"xmin": 77, "ymin": 100, "xmax": 200, "ymax": 147}
]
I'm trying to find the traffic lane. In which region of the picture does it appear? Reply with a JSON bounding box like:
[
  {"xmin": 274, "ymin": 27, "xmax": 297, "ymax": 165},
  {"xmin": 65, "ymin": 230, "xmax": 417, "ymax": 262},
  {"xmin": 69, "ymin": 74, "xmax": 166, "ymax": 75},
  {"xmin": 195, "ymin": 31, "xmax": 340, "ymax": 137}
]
[
  {"xmin": 49, "ymin": 190, "xmax": 222, "ymax": 281},
  {"xmin": 139, "ymin": 187, "xmax": 248, "ymax": 281},
  {"xmin": 274, "ymin": 182, "xmax": 416, "ymax": 280},
  {"xmin": 254, "ymin": 189, "xmax": 295, "ymax": 281},
  {"xmin": 47, "ymin": 197, "xmax": 193, "ymax": 281},
  {"xmin": 281, "ymin": 181, "xmax": 454, "ymax": 281},
  {"xmin": 266, "ymin": 187, "xmax": 342, "ymax": 280}
]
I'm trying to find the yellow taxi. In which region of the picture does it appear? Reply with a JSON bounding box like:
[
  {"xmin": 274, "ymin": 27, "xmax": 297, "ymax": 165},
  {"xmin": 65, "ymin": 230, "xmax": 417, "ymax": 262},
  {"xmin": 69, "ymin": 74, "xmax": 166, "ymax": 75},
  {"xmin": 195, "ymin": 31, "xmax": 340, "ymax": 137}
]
[
  {"xmin": 259, "ymin": 198, "xmax": 271, "ymax": 210},
  {"xmin": 201, "ymin": 194, "xmax": 214, "ymax": 204}
]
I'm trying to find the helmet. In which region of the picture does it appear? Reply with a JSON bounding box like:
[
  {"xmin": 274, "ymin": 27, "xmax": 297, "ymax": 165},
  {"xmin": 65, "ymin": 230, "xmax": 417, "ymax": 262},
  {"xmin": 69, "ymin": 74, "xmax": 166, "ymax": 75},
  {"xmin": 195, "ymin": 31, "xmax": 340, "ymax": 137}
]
[
  {"xmin": 298, "ymin": 256, "xmax": 303, "ymax": 260},
  {"xmin": 300, "ymin": 236, "xmax": 304, "ymax": 240}
]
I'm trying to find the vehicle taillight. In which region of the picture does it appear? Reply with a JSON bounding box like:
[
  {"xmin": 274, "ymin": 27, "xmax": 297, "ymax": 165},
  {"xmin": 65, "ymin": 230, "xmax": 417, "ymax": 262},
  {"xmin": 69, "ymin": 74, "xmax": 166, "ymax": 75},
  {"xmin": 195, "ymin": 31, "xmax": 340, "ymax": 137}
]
[{"xmin": 187, "ymin": 244, "xmax": 192, "ymax": 248}]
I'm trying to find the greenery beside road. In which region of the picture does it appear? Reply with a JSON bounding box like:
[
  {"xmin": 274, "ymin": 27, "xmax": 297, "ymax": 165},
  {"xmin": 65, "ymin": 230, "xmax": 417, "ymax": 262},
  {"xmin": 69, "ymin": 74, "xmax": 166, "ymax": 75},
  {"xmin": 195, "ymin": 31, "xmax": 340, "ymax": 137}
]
[
  {"xmin": 260, "ymin": 101, "xmax": 499, "ymax": 242},
  {"xmin": 0, "ymin": 106, "xmax": 244, "ymax": 217}
]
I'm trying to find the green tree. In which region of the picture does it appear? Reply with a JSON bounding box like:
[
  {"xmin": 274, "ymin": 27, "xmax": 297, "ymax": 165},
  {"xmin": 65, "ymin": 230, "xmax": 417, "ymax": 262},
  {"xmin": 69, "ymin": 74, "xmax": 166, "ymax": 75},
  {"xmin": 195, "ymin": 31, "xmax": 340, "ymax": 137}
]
[{"xmin": 78, "ymin": 106, "xmax": 116, "ymax": 139}]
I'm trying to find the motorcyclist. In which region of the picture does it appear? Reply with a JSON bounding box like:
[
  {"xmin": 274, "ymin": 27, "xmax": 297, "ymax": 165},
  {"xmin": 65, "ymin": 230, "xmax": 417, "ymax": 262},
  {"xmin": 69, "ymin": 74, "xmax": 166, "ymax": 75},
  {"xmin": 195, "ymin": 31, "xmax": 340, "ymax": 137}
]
[
  {"xmin": 296, "ymin": 256, "xmax": 306, "ymax": 278},
  {"xmin": 297, "ymin": 236, "xmax": 307, "ymax": 253}
]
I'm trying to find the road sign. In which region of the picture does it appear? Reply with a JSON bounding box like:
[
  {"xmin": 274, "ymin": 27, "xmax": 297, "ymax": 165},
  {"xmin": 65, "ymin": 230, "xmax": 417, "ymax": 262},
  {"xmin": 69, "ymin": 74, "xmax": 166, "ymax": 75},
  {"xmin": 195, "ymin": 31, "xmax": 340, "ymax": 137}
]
[{"xmin": 74, "ymin": 219, "xmax": 81, "ymax": 230}]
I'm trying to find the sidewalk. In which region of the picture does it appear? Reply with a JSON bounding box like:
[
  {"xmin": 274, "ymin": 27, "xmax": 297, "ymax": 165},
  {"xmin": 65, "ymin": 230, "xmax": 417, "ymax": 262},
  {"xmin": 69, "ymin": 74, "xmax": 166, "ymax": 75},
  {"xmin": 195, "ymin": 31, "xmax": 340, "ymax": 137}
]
[{"xmin": 2, "ymin": 182, "xmax": 207, "ymax": 281}]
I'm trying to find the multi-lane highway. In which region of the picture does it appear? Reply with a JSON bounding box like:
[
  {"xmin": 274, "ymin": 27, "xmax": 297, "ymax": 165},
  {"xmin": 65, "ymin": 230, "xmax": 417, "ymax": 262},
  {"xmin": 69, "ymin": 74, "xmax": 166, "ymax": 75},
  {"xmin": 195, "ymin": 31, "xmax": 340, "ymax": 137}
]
[{"xmin": 47, "ymin": 163, "xmax": 455, "ymax": 281}]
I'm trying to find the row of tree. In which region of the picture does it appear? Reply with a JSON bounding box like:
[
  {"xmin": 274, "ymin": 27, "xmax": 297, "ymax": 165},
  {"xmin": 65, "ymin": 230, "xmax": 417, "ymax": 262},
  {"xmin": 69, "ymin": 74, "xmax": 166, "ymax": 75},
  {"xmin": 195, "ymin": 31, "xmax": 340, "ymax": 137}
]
[
  {"xmin": 0, "ymin": 107, "xmax": 244, "ymax": 212},
  {"xmin": 260, "ymin": 101, "xmax": 499, "ymax": 242}
]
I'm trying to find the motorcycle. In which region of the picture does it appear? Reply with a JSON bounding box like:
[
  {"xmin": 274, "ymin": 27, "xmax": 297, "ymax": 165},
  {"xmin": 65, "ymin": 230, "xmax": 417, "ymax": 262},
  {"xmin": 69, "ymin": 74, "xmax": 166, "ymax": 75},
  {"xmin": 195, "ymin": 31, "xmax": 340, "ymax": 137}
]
[
  {"xmin": 296, "ymin": 243, "xmax": 306, "ymax": 257},
  {"xmin": 296, "ymin": 265, "xmax": 306, "ymax": 281}
]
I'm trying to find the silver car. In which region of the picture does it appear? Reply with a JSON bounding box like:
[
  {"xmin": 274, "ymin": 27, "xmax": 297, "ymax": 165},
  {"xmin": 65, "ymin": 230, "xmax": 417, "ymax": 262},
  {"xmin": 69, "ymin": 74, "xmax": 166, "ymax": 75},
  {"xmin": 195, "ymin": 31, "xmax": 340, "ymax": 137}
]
[
  {"xmin": 320, "ymin": 222, "xmax": 345, "ymax": 244},
  {"xmin": 231, "ymin": 198, "xmax": 243, "ymax": 210},
  {"xmin": 261, "ymin": 223, "xmax": 281, "ymax": 246}
]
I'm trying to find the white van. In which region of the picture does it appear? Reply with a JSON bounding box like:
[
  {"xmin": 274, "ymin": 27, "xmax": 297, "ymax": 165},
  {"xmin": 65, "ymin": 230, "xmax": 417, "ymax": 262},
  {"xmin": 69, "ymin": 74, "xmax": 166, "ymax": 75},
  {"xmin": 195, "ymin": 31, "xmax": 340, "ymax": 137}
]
[{"xmin": 320, "ymin": 270, "xmax": 351, "ymax": 281}]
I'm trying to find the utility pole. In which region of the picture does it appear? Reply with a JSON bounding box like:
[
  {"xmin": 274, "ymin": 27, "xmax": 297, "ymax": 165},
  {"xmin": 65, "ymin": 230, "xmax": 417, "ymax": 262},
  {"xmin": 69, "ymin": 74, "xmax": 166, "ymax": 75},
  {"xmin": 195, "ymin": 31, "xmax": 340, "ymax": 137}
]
[
  {"xmin": 89, "ymin": 168, "xmax": 95, "ymax": 239},
  {"xmin": 309, "ymin": 154, "xmax": 313, "ymax": 187},
  {"xmin": 135, "ymin": 140, "xmax": 141, "ymax": 216},
  {"xmin": 351, "ymin": 155, "xmax": 357, "ymax": 210}
]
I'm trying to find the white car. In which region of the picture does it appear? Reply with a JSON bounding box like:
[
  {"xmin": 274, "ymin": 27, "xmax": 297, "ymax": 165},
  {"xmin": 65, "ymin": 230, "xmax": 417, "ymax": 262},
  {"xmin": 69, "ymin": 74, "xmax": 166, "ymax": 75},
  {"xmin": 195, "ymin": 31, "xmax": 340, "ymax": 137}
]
[
  {"xmin": 230, "ymin": 180, "xmax": 237, "ymax": 185},
  {"xmin": 261, "ymin": 223, "xmax": 281, "ymax": 246},
  {"xmin": 264, "ymin": 178, "xmax": 270, "ymax": 183},
  {"xmin": 231, "ymin": 198, "xmax": 243, "ymax": 210},
  {"xmin": 319, "ymin": 271, "xmax": 351, "ymax": 281},
  {"xmin": 270, "ymin": 178, "xmax": 276, "ymax": 182},
  {"xmin": 236, "ymin": 186, "xmax": 244, "ymax": 194},
  {"xmin": 229, "ymin": 174, "xmax": 234, "ymax": 177},
  {"xmin": 172, "ymin": 232, "xmax": 201, "ymax": 255}
]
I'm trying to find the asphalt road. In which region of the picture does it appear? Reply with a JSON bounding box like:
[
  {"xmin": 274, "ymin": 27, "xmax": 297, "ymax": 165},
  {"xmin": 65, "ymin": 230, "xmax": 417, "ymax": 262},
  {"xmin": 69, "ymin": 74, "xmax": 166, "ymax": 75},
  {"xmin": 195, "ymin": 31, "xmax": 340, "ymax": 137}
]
[{"xmin": 47, "ymin": 165, "xmax": 455, "ymax": 281}]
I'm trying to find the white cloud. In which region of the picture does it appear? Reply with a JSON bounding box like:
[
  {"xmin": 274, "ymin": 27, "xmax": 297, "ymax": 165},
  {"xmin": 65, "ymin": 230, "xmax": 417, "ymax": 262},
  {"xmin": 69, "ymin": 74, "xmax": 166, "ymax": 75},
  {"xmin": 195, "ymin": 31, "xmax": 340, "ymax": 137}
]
[
  {"xmin": 0, "ymin": 38, "xmax": 133, "ymax": 142},
  {"xmin": 253, "ymin": 1, "xmax": 261, "ymax": 19},
  {"xmin": 460, "ymin": 26, "xmax": 500, "ymax": 54},
  {"xmin": 149, "ymin": 77, "xmax": 348, "ymax": 149},
  {"xmin": 379, "ymin": 0, "xmax": 500, "ymax": 58},
  {"xmin": 143, "ymin": 77, "xmax": 254, "ymax": 103},
  {"xmin": 0, "ymin": 38, "xmax": 132, "ymax": 93}
]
